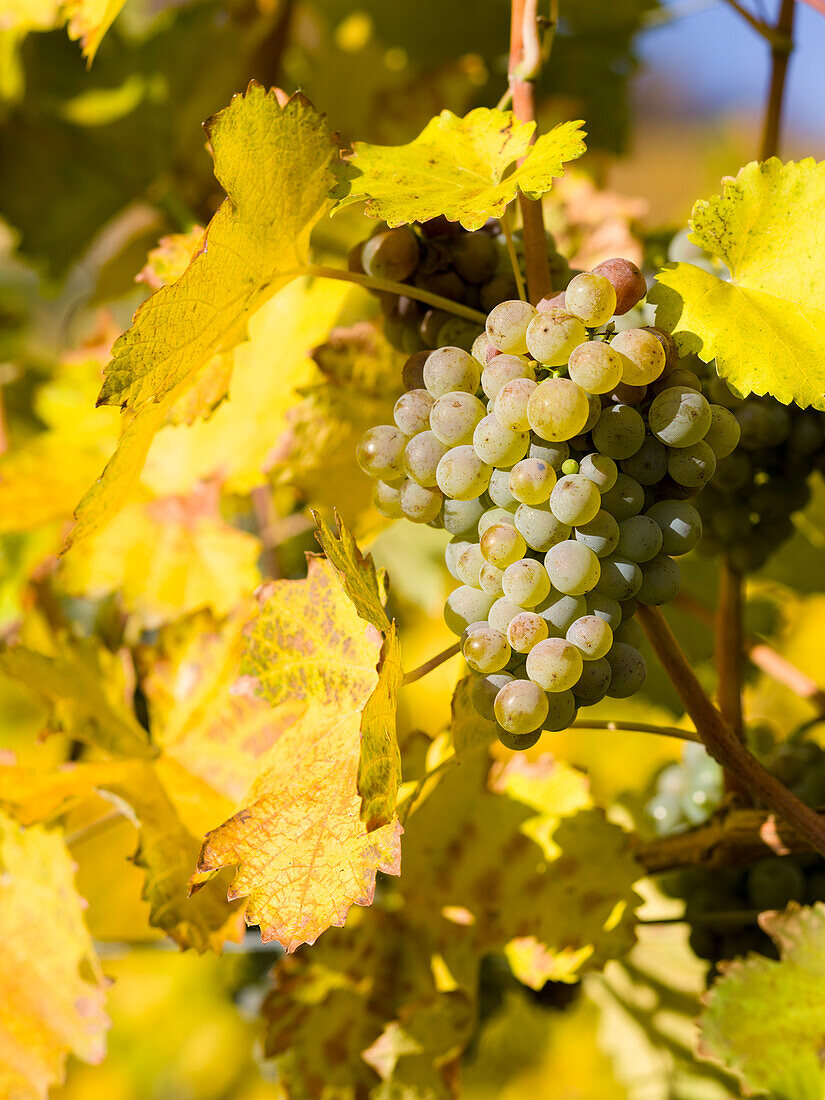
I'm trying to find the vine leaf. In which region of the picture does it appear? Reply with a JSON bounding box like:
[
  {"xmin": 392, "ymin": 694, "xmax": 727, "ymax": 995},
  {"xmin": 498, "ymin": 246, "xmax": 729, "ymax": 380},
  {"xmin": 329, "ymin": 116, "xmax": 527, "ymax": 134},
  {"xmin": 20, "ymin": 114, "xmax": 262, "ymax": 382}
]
[
  {"xmin": 699, "ymin": 901, "xmax": 825, "ymax": 1100},
  {"xmin": 64, "ymin": 0, "xmax": 129, "ymax": 62},
  {"xmin": 358, "ymin": 624, "xmax": 403, "ymax": 831},
  {"xmin": 650, "ymin": 158, "xmax": 825, "ymax": 410},
  {"xmin": 333, "ymin": 108, "xmax": 586, "ymax": 230},
  {"xmin": 0, "ymin": 811, "xmax": 110, "ymax": 1099},
  {"xmin": 68, "ymin": 84, "xmax": 338, "ymax": 546},
  {"xmin": 314, "ymin": 510, "xmax": 390, "ymax": 633}
]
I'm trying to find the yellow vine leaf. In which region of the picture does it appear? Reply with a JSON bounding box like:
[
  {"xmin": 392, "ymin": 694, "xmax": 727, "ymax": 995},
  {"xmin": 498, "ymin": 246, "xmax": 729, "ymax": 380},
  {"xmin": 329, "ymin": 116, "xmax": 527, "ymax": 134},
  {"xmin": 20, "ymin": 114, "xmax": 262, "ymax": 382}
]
[
  {"xmin": 358, "ymin": 625, "xmax": 403, "ymax": 832},
  {"xmin": 136, "ymin": 225, "xmax": 206, "ymax": 292},
  {"xmin": 314, "ymin": 510, "xmax": 390, "ymax": 633},
  {"xmin": 0, "ymin": 811, "xmax": 109, "ymax": 1099},
  {"xmin": 334, "ymin": 108, "xmax": 586, "ymax": 230},
  {"xmin": 63, "ymin": 0, "xmax": 127, "ymax": 62},
  {"xmin": 68, "ymin": 84, "xmax": 338, "ymax": 545},
  {"xmin": 650, "ymin": 159, "xmax": 825, "ymax": 410}
]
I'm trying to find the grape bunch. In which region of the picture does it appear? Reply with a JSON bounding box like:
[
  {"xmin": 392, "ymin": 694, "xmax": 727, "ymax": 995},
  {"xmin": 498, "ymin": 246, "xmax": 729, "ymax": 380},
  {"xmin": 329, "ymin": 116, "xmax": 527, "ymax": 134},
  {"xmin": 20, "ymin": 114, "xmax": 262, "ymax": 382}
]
[
  {"xmin": 349, "ymin": 219, "xmax": 573, "ymax": 355},
  {"xmin": 645, "ymin": 741, "xmax": 724, "ymax": 836},
  {"xmin": 357, "ymin": 255, "xmax": 739, "ymax": 750}
]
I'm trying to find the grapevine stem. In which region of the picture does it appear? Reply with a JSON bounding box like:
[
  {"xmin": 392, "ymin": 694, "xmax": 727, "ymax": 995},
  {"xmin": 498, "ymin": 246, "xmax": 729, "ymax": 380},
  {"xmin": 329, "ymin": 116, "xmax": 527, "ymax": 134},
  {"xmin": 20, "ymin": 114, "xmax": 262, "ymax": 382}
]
[
  {"xmin": 721, "ymin": 0, "xmax": 776, "ymax": 40},
  {"xmin": 402, "ymin": 642, "xmax": 461, "ymax": 685},
  {"xmin": 570, "ymin": 718, "xmax": 701, "ymax": 743},
  {"xmin": 501, "ymin": 207, "xmax": 528, "ymax": 302},
  {"xmin": 760, "ymin": 0, "xmax": 796, "ymax": 159},
  {"xmin": 290, "ymin": 265, "xmax": 487, "ymax": 324},
  {"xmin": 636, "ymin": 604, "xmax": 825, "ymax": 858},
  {"xmin": 716, "ymin": 559, "xmax": 748, "ymax": 800}
]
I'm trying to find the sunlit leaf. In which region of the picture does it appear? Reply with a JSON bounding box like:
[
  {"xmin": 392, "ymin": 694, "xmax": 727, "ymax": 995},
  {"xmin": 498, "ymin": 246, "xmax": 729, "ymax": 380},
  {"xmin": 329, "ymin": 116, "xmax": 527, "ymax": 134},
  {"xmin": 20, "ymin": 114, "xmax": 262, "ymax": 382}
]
[
  {"xmin": 358, "ymin": 624, "xmax": 403, "ymax": 831},
  {"xmin": 314, "ymin": 509, "xmax": 390, "ymax": 633},
  {"xmin": 64, "ymin": 0, "xmax": 128, "ymax": 62},
  {"xmin": 135, "ymin": 225, "xmax": 205, "ymax": 292}
]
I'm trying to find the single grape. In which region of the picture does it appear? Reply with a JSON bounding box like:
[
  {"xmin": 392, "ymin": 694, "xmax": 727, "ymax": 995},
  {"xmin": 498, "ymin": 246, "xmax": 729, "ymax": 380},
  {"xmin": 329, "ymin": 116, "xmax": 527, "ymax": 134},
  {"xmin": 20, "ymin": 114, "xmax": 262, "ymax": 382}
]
[
  {"xmin": 445, "ymin": 537, "xmax": 473, "ymax": 580},
  {"xmin": 514, "ymin": 503, "xmax": 571, "ymax": 552},
  {"xmin": 509, "ymin": 458, "xmax": 556, "ymax": 505},
  {"xmin": 591, "ymin": 258, "xmax": 647, "ymax": 315},
  {"xmin": 526, "ymin": 637, "xmax": 584, "ymax": 692},
  {"xmin": 507, "ymin": 611, "xmax": 549, "ymax": 654},
  {"xmin": 488, "ymin": 596, "xmax": 524, "ymax": 635},
  {"xmin": 472, "ymin": 671, "xmax": 515, "ymax": 721},
  {"xmin": 502, "ymin": 559, "xmax": 552, "ymax": 608},
  {"xmin": 444, "ymin": 585, "xmax": 496, "ymax": 635},
  {"xmin": 637, "ymin": 553, "xmax": 681, "ymax": 605},
  {"xmin": 478, "ymin": 507, "xmax": 517, "ymax": 536},
  {"xmin": 423, "ymin": 346, "xmax": 481, "ymax": 397},
  {"xmin": 402, "ymin": 351, "xmax": 430, "ymax": 391},
  {"xmin": 479, "ymin": 560, "xmax": 505, "ymax": 596},
  {"xmin": 667, "ymin": 440, "xmax": 717, "ymax": 488},
  {"xmin": 620, "ymin": 437, "xmax": 668, "ymax": 486},
  {"xmin": 494, "ymin": 678, "xmax": 549, "ymax": 734},
  {"xmin": 361, "ymin": 226, "xmax": 419, "ymax": 281},
  {"xmin": 616, "ymin": 515, "xmax": 663, "ymax": 563},
  {"xmin": 394, "ymin": 389, "xmax": 435, "ymax": 436},
  {"xmin": 473, "ymin": 414, "xmax": 530, "ymax": 466},
  {"xmin": 561, "ymin": 459, "xmax": 580, "ymax": 476},
  {"xmin": 471, "ymin": 331, "xmax": 495, "ymax": 365},
  {"xmin": 543, "ymin": 689, "xmax": 577, "ymax": 731},
  {"xmin": 648, "ymin": 385, "xmax": 712, "ymax": 448},
  {"xmin": 461, "ymin": 621, "xmax": 489, "ymax": 646},
  {"xmin": 572, "ymin": 658, "xmax": 612, "ymax": 705},
  {"xmin": 611, "ymin": 328, "xmax": 666, "ymax": 385},
  {"xmin": 566, "ymin": 614, "xmax": 613, "ymax": 660},
  {"xmin": 529, "ymin": 440, "xmax": 570, "ymax": 471},
  {"xmin": 574, "ymin": 510, "xmax": 620, "ymax": 557},
  {"xmin": 481, "ymin": 354, "xmax": 535, "ymax": 399},
  {"xmin": 443, "ymin": 498, "xmax": 485, "ymax": 537},
  {"xmin": 567, "ymin": 340, "xmax": 625, "ymax": 395},
  {"xmin": 613, "ymin": 616, "xmax": 644, "ymax": 648},
  {"xmin": 544, "ymin": 540, "xmax": 601, "ymax": 595},
  {"xmin": 373, "ymin": 480, "xmax": 403, "ymax": 519},
  {"xmin": 430, "ymin": 391, "xmax": 486, "ymax": 447},
  {"xmin": 481, "ymin": 523, "xmax": 527, "ymax": 568},
  {"xmin": 488, "ymin": 467, "xmax": 518, "ymax": 508},
  {"xmin": 436, "ymin": 446, "xmax": 492, "ymax": 500},
  {"xmin": 703, "ymin": 404, "xmax": 741, "ymax": 458},
  {"xmin": 538, "ymin": 592, "xmax": 588, "ymax": 636},
  {"xmin": 592, "ymin": 405, "xmax": 646, "ymax": 460},
  {"xmin": 356, "ymin": 424, "xmax": 407, "ymax": 480},
  {"xmin": 646, "ymin": 500, "xmax": 702, "ymax": 556},
  {"xmin": 400, "ymin": 480, "xmax": 443, "ymax": 523},
  {"xmin": 549, "ymin": 474, "xmax": 602, "ymax": 526},
  {"xmin": 525, "ymin": 308, "xmax": 587, "ymax": 366},
  {"xmin": 600, "ymin": 473, "xmax": 645, "ymax": 521},
  {"xmin": 456, "ymin": 543, "xmax": 485, "ymax": 587},
  {"xmin": 486, "ymin": 300, "xmax": 538, "ymax": 354},
  {"xmin": 579, "ymin": 452, "xmax": 618, "ymax": 493},
  {"xmin": 463, "ymin": 627, "xmax": 511, "ymax": 673},
  {"xmin": 595, "ymin": 556, "xmax": 643, "ymax": 601},
  {"xmin": 586, "ymin": 592, "xmax": 622, "ymax": 630},
  {"xmin": 563, "ymin": 272, "xmax": 617, "ymax": 327},
  {"xmin": 527, "ymin": 378, "xmax": 590, "ymax": 442},
  {"xmin": 404, "ymin": 431, "xmax": 449, "ymax": 487},
  {"xmin": 494, "ymin": 377, "xmax": 538, "ymax": 433},
  {"xmin": 606, "ymin": 643, "xmax": 647, "ymax": 698},
  {"xmin": 450, "ymin": 230, "xmax": 498, "ymax": 283}
]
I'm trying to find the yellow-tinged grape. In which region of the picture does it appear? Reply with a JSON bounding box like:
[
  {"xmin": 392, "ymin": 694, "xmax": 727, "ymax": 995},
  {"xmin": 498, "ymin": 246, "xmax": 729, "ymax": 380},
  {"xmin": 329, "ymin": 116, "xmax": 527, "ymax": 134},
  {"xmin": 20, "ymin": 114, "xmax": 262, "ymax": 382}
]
[
  {"xmin": 567, "ymin": 341, "xmax": 624, "ymax": 394},
  {"xmin": 526, "ymin": 637, "xmax": 583, "ymax": 692},
  {"xmin": 404, "ymin": 430, "xmax": 448, "ymax": 486},
  {"xmin": 494, "ymin": 377, "xmax": 538, "ymax": 432},
  {"xmin": 549, "ymin": 474, "xmax": 601, "ymax": 526},
  {"xmin": 566, "ymin": 614, "xmax": 613, "ymax": 660},
  {"xmin": 527, "ymin": 378, "xmax": 589, "ymax": 442},
  {"xmin": 481, "ymin": 354, "xmax": 535, "ymax": 399},
  {"xmin": 357, "ymin": 424, "xmax": 407, "ymax": 480},
  {"xmin": 430, "ymin": 391, "xmax": 486, "ymax": 446},
  {"xmin": 544, "ymin": 540, "xmax": 601, "ymax": 595},
  {"xmin": 463, "ymin": 627, "xmax": 511, "ymax": 673},
  {"xmin": 611, "ymin": 328, "xmax": 666, "ymax": 385},
  {"xmin": 394, "ymin": 389, "xmax": 435, "ymax": 436},
  {"xmin": 502, "ymin": 558, "xmax": 551, "ymax": 608},
  {"xmin": 444, "ymin": 585, "xmax": 496, "ymax": 635},
  {"xmin": 423, "ymin": 346, "xmax": 480, "ymax": 396},
  {"xmin": 480, "ymin": 523, "xmax": 527, "ymax": 569},
  {"xmin": 436, "ymin": 446, "xmax": 492, "ymax": 500},
  {"xmin": 494, "ymin": 678, "xmax": 549, "ymax": 734},
  {"xmin": 456, "ymin": 543, "xmax": 485, "ymax": 587},
  {"xmin": 564, "ymin": 272, "xmax": 617, "ymax": 327},
  {"xmin": 486, "ymin": 300, "xmax": 538, "ymax": 354},
  {"xmin": 488, "ymin": 596, "xmax": 523, "ymax": 634},
  {"xmin": 507, "ymin": 611, "xmax": 549, "ymax": 653},
  {"xmin": 373, "ymin": 480, "xmax": 403, "ymax": 519},
  {"xmin": 525, "ymin": 308, "xmax": 587, "ymax": 366},
  {"xmin": 479, "ymin": 560, "xmax": 505, "ymax": 596},
  {"xmin": 509, "ymin": 457, "xmax": 556, "ymax": 505},
  {"xmin": 473, "ymin": 414, "xmax": 530, "ymax": 466},
  {"xmin": 399, "ymin": 480, "xmax": 442, "ymax": 523}
]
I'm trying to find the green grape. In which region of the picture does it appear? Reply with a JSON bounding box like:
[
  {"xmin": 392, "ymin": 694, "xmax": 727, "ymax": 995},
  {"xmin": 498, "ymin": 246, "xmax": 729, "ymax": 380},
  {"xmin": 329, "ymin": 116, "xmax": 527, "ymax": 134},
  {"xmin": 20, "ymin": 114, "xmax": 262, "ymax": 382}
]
[
  {"xmin": 595, "ymin": 556, "xmax": 643, "ymax": 600},
  {"xmin": 613, "ymin": 616, "xmax": 644, "ymax": 648},
  {"xmin": 567, "ymin": 340, "xmax": 624, "ymax": 395},
  {"xmin": 430, "ymin": 391, "xmax": 486, "ymax": 446},
  {"xmin": 611, "ymin": 328, "xmax": 666, "ymax": 385},
  {"xmin": 472, "ymin": 671, "xmax": 515, "ymax": 721},
  {"xmin": 479, "ymin": 560, "xmax": 505, "ymax": 596},
  {"xmin": 606, "ymin": 643, "xmax": 647, "ymax": 698},
  {"xmin": 637, "ymin": 553, "xmax": 681, "ymax": 605},
  {"xmin": 456, "ymin": 543, "xmax": 485, "ymax": 587},
  {"xmin": 488, "ymin": 596, "xmax": 524, "ymax": 635},
  {"xmin": 373, "ymin": 480, "xmax": 403, "ymax": 519},
  {"xmin": 543, "ymin": 689, "xmax": 577, "ymax": 731},
  {"xmin": 494, "ymin": 678, "xmax": 549, "ymax": 734},
  {"xmin": 564, "ymin": 272, "xmax": 617, "ymax": 327},
  {"xmin": 423, "ymin": 346, "xmax": 481, "ymax": 397},
  {"xmin": 481, "ymin": 354, "xmax": 535, "ymax": 398},
  {"xmin": 394, "ymin": 389, "xmax": 435, "ymax": 437},
  {"xmin": 538, "ymin": 593, "xmax": 588, "ymax": 636},
  {"xmin": 450, "ymin": 230, "xmax": 498, "ymax": 283},
  {"xmin": 526, "ymin": 378, "xmax": 590, "ymax": 442},
  {"xmin": 480, "ymin": 523, "xmax": 527, "ymax": 568},
  {"xmin": 463, "ymin": 627, "xmax": 511, "ymax": 673},
  {"xmin": 478, "ymin": 507, "xmax": 517, "ymax": 536},
  {"xmin": 529, "ymin": 440, "xmax": 570, "ymax": 470},
  {"xmin": 488, "ymin": 467, "xmax": 518, "ymax": 508},
  {"xmin": 600, "ymin": 473, "xmax": 645, "ymax": 521},
  {"xmin": 574, "ymin": 510, "xmax": 620, "ymax": 557},
  {"xmin": 592, "ymin": 405, "xmax": 646, "ymax": 460},
  {"xmin": 494, "ymin": 377, "xmax": 538, "ymax": 433},
  {"xmin": 549, "ymin": 474, "xmax": 602, "ymax": 526},
  {"xmin": 526, "ymin": 637, "xmax": 583, "ymax": 691},
  {"xmin": 579, "ymin": 453, "xmax": 618, "ymax": 493},
  {"xmin": 703, "ymin": 404, "xmax": 741, "ymax": 458},
  {"xmin": 502, "ymin": 559, "xmax": 552, "ymax": 608},
  {"xmin": 436, "ymin": 317, "xmax": 483, "ymax": 354},
  {"xmin": 544, "ymin": 540, "xmax": 601, "ymax": 595},
  {"xmin": 667, "ymin": 440, "xmax": 717, "ymax": 488},
  {"xmin": 620, "ymin": 437, "xmax": 668, "ymax": 486},
  {"xmin": 561, "ymin": 459, "xmax": 580, "ymax": 475},
  {"xmin": 486, "ymin": 300, "xmax": 538, "ymax": 354},
  {"xmin": 404, "ymin": 431, "xmax": 449, "ymax": 487},
  {"xmin": 648, "ymin": 385, "xmax": 712, "ymax": 447},
  {"xmin": 361, "ymin": 226, "xmax": 419, "ymax": 281},
  {"xmin": 507, "ymin": 611, "xmax": 549, "ymax": 653},
  {"xmin": 402, "ymin": 351, "xmax": 430, "ymax": 391},
  {"xmin": 496, "ymin": 725, "xmax": 543, "ymax": 750},
  {"xmin": 746, "ymin": 859, "xmax": 807, "ymax": 911},
  {"xmin": 436, "ymin": 446, "xmax": 492, "ymax": 500},
  {"xmin": 509, "ymin": 458, "xmax": 556, "ymax": 505},
  {"xmin": 646, "ymin": 500, "xmax": 702, "ymax": 556},
  {"xmin": 443, "ymin": 498, "xmax": 485, "ymax": 537},
  {"xmin": 356, "ymin": 425, "xmax": 407, "ymax": 481},
  {"xmin": 586, "ymin": 592, "xmax": 623, "ymax": 630},
  {"xmin": 616, "ymin": 515, "xmax": 663, "ymax": 563},
  {"xmin": 444, "ymin": 585, "xmax": 496, "ymax": 635},
  {"xmin": 572, "ymin": 658, "xmax": 612, "ymax": 705},
  {"xmin": 591, "ymin": 257, "xmax": 647, "ymax": 315},
  {"xmin": 514, "ymin": 503, "xmax": 571, "ymax": 552},
  {"xmin": 525, "ymin": 308, "xmax": 587, "ymax": 366},
  {"xmin": 400, "ymin": 480, "xmax": 443, "ymax": 523},
  {"xmin": 566, "ymin": 614, "xmax": 613, "ymax": 660},
  {"xmin": 473, "ymin": 414, "xmax": 530, "ymax": 465}
]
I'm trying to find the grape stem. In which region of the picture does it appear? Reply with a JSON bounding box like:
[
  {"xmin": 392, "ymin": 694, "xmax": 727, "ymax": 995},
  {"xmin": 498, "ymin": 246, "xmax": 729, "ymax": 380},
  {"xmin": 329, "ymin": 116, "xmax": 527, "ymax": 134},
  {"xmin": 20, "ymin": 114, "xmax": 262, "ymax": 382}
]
[
  {"xmin": 636, "ymin": 604, "xmax": 825, "ymax": 859},
  {"xmin": 402, "ymin": 642, "xmax": 461, "ymax": 685},
  {"xmin": 760, "ymin": 0, "xmax": 796, "ymax": 160},
  {"xmin": 570, "ymin": 718, "xmax": 701, "ymax": 743},
  {"xmin": 500, "ymin": 206, "xmax": 528, "ymax": 302},
  {"xmin": 287, "ymin": 265, "xmax": 487, "ymax": 324}
]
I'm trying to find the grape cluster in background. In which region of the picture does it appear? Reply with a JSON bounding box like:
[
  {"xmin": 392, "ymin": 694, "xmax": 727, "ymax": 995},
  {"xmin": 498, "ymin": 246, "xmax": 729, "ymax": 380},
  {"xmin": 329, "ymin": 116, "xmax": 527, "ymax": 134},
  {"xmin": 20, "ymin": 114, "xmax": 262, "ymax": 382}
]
[{"xmin": 355, "ymin": 224, "xmax": 742, "ymax": 750}]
